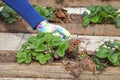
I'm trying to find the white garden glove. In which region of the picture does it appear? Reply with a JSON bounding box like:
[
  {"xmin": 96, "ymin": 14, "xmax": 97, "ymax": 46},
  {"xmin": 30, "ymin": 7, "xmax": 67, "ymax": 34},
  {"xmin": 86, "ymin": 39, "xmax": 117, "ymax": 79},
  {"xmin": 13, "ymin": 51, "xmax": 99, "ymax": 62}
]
[{"xmin": 37, "ymin": 20, "xmax": 70, "ymax": 40}]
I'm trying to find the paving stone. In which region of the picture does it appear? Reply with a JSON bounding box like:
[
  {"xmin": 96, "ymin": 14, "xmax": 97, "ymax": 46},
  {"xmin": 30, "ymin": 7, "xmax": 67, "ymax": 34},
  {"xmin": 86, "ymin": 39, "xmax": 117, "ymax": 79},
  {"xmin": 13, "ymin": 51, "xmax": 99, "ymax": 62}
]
[
  {"xmin": 64, "ymin": 7, "xmax": 90, "ymax": 15},
  {"xmin": 78, "ymin": 36, "xmax": 120, "ymax": 52},
  {"xmin": 64, "ymin": 8, "xmax": 120, "ymax": 15},
  {"xmin": 70, "ymin": 34, "xmax": 78, "ymax": 39},
  {"xmin": 63, "ymin": 8, "xmax": 81, "ymax": 14},
  {"xmin": 0, "ymin": 33, "xmax": 120, "ymax": 52},
  {"xmin": 80, "ymin": 8, "xmax": 90, "ymax": 14},
  {"xmin": 20, "ymin": 34, "xmax": 120, "ymax": 52},
  {"xmin": 0, "ymin": 33, "xmax": 24, "ymax": 50}
]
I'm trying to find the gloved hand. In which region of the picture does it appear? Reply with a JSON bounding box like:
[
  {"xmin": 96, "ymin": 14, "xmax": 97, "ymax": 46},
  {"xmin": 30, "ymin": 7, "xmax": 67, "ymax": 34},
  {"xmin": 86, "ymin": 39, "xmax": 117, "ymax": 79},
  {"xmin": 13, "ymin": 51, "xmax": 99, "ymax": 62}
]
[{"xmin": 37, "ymin": 20, "xmax": 70, "ymax": 40}]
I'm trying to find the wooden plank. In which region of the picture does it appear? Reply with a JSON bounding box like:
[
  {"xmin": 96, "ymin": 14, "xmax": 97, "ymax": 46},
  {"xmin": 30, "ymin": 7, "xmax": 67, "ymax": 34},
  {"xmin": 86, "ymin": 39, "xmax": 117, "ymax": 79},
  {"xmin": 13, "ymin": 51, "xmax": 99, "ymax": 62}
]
[
  {"xmin": 80, "ymin": 72, "xmax": 120, "ymax": 80},
  {"xmin": 0, "ymin": 78, "xmax": 71, "ymax": 80},
  {"xmin": 1, "ymin": 0, "xmax": 120, "ymax": 8},
  {"xmin": 0, "ymin": 22, "xmax": 120, "ymax": 36},
  {"xmin": 0, "ymin": 50, "xmax": 17, "ymax": 63},
  {"xmin": 0, "ymin": 62, "xmax": 73, "ymax": 79},
  {"xmin": 60, "ymin": 23, "xmax": 120, "ymax": 36},
  {"xmin": 0, "ymin": 21, "xmax": 37, "ymax": 33},
  {"xmin": 29, "ymin": 0, "xmax": 120, "ymax": 8},
  {"xmin": 0, "ymin": 62, "xmax": 120, "ymax": 80}
]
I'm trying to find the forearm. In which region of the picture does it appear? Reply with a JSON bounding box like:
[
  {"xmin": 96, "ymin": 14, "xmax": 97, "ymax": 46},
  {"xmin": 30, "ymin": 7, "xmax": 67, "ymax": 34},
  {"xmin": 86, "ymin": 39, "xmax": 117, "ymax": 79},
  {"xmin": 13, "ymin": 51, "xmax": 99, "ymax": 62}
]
[
  {"xmin": 2, "ymin": 0, "xmax": 45, "ymax": 29},
  {"xmin": 2, "ymin": 0, "xmax": 70, "ymax": 39}
]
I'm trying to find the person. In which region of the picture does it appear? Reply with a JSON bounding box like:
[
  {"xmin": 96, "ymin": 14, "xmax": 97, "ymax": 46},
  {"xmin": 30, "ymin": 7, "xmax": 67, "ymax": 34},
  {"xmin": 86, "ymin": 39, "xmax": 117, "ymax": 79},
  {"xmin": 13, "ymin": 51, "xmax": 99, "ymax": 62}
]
[{"xmin": 2, "ymin": 0, "xmax": 70, "ymax": 39}]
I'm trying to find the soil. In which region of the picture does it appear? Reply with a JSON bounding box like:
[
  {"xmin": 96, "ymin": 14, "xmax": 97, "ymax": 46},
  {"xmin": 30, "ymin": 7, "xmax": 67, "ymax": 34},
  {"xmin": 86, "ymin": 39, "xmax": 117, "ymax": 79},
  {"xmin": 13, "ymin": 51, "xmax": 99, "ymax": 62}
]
[
  {"xmin": 61, "ymin": 39, "xmax": 96, "ymax": 79},
  {"xmin": 51, "ymin": 8, "xmax": 82, "ymax": 23}
]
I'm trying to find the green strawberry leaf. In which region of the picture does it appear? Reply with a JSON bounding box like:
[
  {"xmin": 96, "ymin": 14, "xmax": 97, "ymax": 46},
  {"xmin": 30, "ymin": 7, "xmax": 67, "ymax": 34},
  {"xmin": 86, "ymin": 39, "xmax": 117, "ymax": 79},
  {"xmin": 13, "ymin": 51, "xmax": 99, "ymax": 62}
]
[
  {"xmin": 82, "ymin": 16, "xmax": 90, "ymax": 27},
  {"xmin": 90, "ymin": 15, "xmax": 99, "ymax": 23},
  {"xmin": 56, "ymin": 49, "xmax": 65, "ymax": 57},
  {"xmin": 96, "ymin": 47, "xmax": 109, "ymax": 58}
]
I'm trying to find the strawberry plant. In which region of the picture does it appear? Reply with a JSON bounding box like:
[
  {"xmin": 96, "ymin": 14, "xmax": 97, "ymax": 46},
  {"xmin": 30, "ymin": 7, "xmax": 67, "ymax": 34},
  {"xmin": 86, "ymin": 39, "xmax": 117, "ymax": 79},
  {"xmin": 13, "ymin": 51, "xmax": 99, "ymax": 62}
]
[
  {"xmin": 92, "ymin": 41, "xmax": 120, "ymax": 70},
  {"xmin": 17, "ymin": 32, "xmax": 68, "ymax": 64},
  {"xmin": 0, "ymin": 5, "xmax": 21, "ymax": 24},
  {"xmin": 0, "ymin": 3, "xmax": 5, "ymax": 7},
  {"xmin": 35, "ymin": 6, "xmax": 56, "ymax": 22},
  {"xmin": 82, "ymin": 5, "xmax": 120, "ymax": 28},
  {"xmin": 35, "ymin": 6, "xmax": 69, "ymax": 23}
]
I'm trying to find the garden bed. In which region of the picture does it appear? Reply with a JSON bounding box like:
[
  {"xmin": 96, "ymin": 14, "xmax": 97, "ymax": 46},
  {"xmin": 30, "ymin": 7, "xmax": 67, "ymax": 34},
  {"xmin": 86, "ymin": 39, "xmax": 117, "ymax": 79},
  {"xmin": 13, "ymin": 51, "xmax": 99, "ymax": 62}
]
[
  {"xmin": 1, "ymin": 0, "xmax": 120, "ymax": 80},
  {"xmin": 0, "ymin": 33, "xmax": 120, "ymax": 80}
]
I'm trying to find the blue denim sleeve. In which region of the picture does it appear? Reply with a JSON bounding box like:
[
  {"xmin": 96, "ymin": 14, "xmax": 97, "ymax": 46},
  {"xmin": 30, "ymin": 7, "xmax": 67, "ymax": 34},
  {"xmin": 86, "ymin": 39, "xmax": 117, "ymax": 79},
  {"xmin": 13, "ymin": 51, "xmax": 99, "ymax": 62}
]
[{"xmin": 2, "ymin": 0, "xmax": 45, "ymax": 29}]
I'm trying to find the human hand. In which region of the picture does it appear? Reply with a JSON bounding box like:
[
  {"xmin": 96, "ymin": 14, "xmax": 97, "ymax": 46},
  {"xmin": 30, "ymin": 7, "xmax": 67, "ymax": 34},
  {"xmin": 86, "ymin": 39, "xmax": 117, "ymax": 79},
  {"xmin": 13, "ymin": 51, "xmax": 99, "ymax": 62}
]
[{"xmin": 37, "ymin": 20, "xmax": 70, "ymax": 40}]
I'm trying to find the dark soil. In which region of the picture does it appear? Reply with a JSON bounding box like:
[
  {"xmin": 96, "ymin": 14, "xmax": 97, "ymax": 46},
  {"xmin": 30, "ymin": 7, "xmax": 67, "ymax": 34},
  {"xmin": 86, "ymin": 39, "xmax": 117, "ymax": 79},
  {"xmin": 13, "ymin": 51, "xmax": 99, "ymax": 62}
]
[
  {"xmin": 51, "ymin": 8, "xmax": 82, "ymax": 23},
  {"xmin": 62, "ymin": 39, "xmax": 96, "ymax": 79}
]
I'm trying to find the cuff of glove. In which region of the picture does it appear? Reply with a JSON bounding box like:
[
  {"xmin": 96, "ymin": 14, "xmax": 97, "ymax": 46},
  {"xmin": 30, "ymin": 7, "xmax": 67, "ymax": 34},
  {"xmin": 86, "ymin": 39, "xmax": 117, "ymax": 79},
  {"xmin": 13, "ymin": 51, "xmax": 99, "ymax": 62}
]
[{"xmin": 37, "ymin": 20, "xmax": 48, "ymax": 29}]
